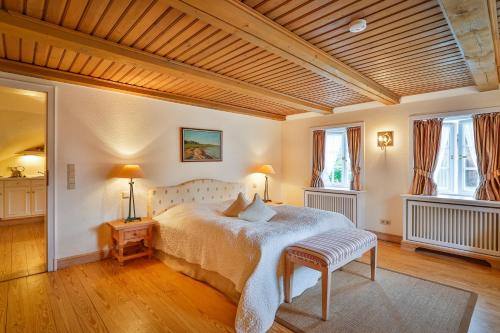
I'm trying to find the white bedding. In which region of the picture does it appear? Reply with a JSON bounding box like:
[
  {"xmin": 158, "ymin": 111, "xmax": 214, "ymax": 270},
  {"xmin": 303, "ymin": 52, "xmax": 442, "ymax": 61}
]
[{"xmin": 154, "ymin": 201, "xmax": 353, "ymax": 333}]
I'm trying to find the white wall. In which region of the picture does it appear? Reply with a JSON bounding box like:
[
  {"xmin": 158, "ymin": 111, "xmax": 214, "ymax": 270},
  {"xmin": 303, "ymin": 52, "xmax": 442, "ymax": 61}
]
[
  {"xmin": 282, "ymin": 88, "xmax": 500, "ymax": 236},
  {"xmin": 0, "ymin": 72, "xmax": 283, "ymax": 259}
]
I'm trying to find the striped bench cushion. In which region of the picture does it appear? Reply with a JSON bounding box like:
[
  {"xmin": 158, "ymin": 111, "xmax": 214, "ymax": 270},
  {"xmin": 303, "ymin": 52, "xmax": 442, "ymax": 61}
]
[{"xmin": 287, "ymin": 229, "xmax": 377, "ymax": 267}]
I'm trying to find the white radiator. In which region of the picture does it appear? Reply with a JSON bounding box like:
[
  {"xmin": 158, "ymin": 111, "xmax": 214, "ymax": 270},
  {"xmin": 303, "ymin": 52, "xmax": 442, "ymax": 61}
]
[
  {"xmin": 304, "ymin": 189, "xmax": 364, "ymax": 227},
  {"xmin": 404, "ymin": 197, "xmax": 500, "ymax": 259}
]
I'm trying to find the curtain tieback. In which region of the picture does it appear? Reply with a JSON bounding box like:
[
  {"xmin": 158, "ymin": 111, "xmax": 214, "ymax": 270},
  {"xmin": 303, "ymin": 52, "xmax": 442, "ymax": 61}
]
[
  {"xmin": 414, "ymin": 168, "xmax": 433, "ymax": 178},
  {"xmin": 484, "ymin": 169, "xmax": 500, "ymax": 181}
]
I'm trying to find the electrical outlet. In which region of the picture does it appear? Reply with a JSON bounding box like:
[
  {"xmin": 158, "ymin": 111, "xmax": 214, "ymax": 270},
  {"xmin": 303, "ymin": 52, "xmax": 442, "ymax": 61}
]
[
  {"xmin": 121, "ymin": 191, "xmax": 130, "ymax": 199},
  {"xmin": 252, "ymin": 183, "xmax": 257, "ymax": 189},
  {"xmin": 380, "ymin": 219, "xmax": 391, "ymax": 225}
]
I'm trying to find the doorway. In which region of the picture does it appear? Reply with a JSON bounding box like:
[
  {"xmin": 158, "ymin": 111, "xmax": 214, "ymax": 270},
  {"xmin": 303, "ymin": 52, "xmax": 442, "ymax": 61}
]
[{"xmin": 0, "ymin": 77, "xmax": 55, "ymax": 281}]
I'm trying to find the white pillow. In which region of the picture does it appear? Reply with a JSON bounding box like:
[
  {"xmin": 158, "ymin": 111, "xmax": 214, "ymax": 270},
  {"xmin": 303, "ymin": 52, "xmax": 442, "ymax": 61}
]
[
  {"xmin": 238, "ymin": 193, "xmax": 276, "ymax": 222},
  {"xmin": 223, "ymin": 192, "xmax": 250, "ymax": 217}
]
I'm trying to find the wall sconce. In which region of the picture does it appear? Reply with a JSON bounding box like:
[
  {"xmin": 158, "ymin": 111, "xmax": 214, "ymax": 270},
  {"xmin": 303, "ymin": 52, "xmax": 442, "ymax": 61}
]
[{"xmin": 377, "ymin": 131, "xmax": 393, "ymax": 150}]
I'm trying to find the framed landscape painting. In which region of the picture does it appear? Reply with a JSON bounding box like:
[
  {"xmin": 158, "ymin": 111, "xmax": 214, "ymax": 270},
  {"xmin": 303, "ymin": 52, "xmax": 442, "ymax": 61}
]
[{"xmin": 181, "ymin": 128, "xmax": 223, "ymax": 162}]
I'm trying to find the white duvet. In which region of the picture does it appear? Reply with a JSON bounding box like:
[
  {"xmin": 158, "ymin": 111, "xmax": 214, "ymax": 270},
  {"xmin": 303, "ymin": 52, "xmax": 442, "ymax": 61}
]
[{"xmin": 154, "ymin": 201, "xmax": 353, "ymax": 333}]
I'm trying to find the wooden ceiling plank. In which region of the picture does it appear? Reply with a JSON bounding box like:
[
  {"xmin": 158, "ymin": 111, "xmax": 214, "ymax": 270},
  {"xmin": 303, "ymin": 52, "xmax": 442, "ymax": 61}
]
[
  {"xmin": 136, "ymin": 71, "xmax": 163, "ymax": 87},
  {"xmin": 131, "ymin": 7, "xmax": 184, "ymax": 50},
  {"xmin": 118, "ymin": 1, "xmax": 171, "ymax": 46},
  {"xmin": 26, "ymin": 0, "xmax": 45, "ymax": 19},
  {"xmin": 77, "ymin": 0, "xmax": 111, "ymax": 34},
  {"xmin": 329, "ymin": 18, "xmax": 448, "ymax": 56},
  {"xmin": 326, "ymin": 11, "xmax": 445, "ymax": 54},
  {"xmin": 0, "ymin": 58, "xmax": 285, "ymax": 119},
  {"xmin": 4, "ymin": 34, "xmax": 19, "ymax": 60},
  {"xmin": 46, "ymin": 46, "xmax": 65, "ymax": 68},
  {"xmin": 190, "ymin": 37, "xmax": 248, "ymax": 67},
  {"xmin": 0, "ymin": 9, "xmax": 330, "ymax": 113},
  {"xmin": 57, "ymin": 48, "xmax": 77, "ymax": 70},
  {"xmin": 303, "ymin": 0, "xmax": 408, "ymax": 45},
  {"xmin": 312, "ymin": 1, "xmax": 437, "ymax": 49},
  {"xmin": 20, "ymin": 38, "xmax": 35, "ymax": 63},
  {"xmin": 350, "ymin": 39, "xmax": 457, "ymax": 69},
  {"xmin": 145, "ymin": 15, "xmax": 197, "ymax": 53},
  {"xmin": 166, "ymin": 25, "xmax": 219, "ymax": 59},
  {"xmin": 163, "ymin": 0, "xmax": 400, "ymax": 104},
  {"xmin": 44, "ymin": 0, "xmax": 67, "ymax": 24},
  {"xmin": 343, "ymin": 31, "xmax": 454, "ymax": 64},
  {"xmin": 90, "ymin": 58, "xmax": 114, "ymax": 77},
  {"xmin": 203, "ymin": 44, "xmax": 260, "ymax": 72},
  {"xmin": 334, "ymin": 25, "xmax": 451, "ymax": 60},
  {"xmin": 361, "ymin": 55, "xmax": 466, "ymax": 79},
  {"xmin": 156, "ymin": 20, "xmax": 208, "ymax": 56},
  {"xmin": 79, "ymin": 56, "xmax": 103, "ymax": 76},
  {"xmin": 68, "ymin": 52, "xmax": 90, "ymax": 72},
  {"xmin": 439, "ymin": 0, "xmax": 499, "ymax": 91},
  {"xmin": 92, "ymin": 0, "xmax": 132, "ymax": 39},
  {"xmin": 361, "ymin": 50, "xmax": 465, "ymax": 74},
  {"xmin": 213, "ymin": 49, "xmax": 269, "ymax": 75},
  {"xmin": 61, "ymin": 0, "xmax": 89, "ymax": 30},
  {"xmin": 2, "ymin": 0, "xmax": 23, "ymax": 12},
  {"xmin": 33, "ymin": 42, "xmax": 50, "ymax": 66},
  {"xmin": 380, "ymin": 62, "xmax": 472, "ymax": 79}
]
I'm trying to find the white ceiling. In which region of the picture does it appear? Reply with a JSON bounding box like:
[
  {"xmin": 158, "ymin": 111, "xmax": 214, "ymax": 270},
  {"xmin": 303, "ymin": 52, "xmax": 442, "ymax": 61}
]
[{"xmin": 0, "ymin": 85, "xmax": 46, "ymax": 162}]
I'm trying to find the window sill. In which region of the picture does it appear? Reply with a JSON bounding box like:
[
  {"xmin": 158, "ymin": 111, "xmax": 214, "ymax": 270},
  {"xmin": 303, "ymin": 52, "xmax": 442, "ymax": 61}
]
[
  {"xmin": 401, "ymin": 194, "xmax": 500, "ymax": 208},
  {"xmin": 304, "ymin": 187, "xmax": 366, "ymax": 195}
]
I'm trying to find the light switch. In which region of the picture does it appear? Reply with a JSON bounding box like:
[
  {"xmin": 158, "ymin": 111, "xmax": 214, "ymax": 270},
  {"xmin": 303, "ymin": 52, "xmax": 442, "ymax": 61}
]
[{"xmin": 67, "ymin": 164, "xmax": 75, "ymax": 190}]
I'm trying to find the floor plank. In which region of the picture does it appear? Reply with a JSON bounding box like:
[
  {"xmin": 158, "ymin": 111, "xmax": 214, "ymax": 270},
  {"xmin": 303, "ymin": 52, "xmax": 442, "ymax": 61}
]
[
  {"xmin": 0, "ymin": 221, "xmax": 46, "ymax": 281},
  {"xmin": 0, "ymin": 241, "xmax": 498, "ymax": 332}
]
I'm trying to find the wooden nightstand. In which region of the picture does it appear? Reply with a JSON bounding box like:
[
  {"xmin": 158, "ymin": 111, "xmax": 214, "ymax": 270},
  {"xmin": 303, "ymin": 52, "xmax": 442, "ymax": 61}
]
[{"xmin": 107, "ymin": 217, "xmax": 156, "ymax": 265}]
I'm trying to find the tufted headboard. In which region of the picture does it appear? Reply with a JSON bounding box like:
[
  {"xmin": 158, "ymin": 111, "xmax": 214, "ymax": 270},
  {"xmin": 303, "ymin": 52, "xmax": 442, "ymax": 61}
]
[{"xmin": 147, "ymin": 179, "xmax": 246, "ymax": 217}]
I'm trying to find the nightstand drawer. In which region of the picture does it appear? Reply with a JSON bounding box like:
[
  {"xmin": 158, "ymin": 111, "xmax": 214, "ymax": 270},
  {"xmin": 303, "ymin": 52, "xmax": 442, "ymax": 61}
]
[{"xmin": 123, "ymin": 228, "xmax": 148, "ymax": 241}]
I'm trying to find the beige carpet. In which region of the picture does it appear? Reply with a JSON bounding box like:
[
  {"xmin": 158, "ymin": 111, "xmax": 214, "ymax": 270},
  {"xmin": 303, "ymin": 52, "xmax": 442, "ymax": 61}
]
[{"xmin": 276, "ymin": 261, "xmax": 476, "ymax": 333}]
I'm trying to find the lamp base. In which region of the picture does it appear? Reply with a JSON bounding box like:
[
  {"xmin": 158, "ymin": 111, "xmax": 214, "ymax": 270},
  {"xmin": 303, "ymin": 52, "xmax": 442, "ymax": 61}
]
[
  {"xmin": 263, "ymin": 199, "xmax": 272, "ymax": 203},
  {"xmin": 124, "ymin": 216, "xmax": 141, "ymax": 223}
]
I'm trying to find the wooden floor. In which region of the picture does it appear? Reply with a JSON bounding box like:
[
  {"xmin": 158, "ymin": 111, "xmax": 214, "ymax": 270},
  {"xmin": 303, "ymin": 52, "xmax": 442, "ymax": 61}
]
[
  {"xmin": 0, "ymin": 221, "xmax": 46, "ymax": 282},
  {"xmin": 0, "ymin": 241, "xmax": 499, "ymax": 333}
]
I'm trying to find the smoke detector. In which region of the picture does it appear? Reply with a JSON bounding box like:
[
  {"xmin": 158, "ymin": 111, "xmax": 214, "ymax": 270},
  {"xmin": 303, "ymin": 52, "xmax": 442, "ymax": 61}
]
[{"xmin": 349, "ymin": 19, "xmax": 367, "ymax": 33}]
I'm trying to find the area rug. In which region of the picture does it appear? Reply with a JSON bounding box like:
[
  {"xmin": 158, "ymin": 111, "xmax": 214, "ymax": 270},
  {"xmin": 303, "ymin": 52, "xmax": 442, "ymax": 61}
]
[{"xmin": 276, "ymin": 261, "xmax": 477, "ymax": 333}]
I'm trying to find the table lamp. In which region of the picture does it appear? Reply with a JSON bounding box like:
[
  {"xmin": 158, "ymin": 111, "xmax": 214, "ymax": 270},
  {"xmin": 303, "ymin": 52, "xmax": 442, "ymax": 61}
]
[
  {"xmin": 115, "ymin": 164, "xmax": 144, "ymax": 222},
  {"xmin": 257, "ymin": 164, "xmax": 275, "ymax": 202}
]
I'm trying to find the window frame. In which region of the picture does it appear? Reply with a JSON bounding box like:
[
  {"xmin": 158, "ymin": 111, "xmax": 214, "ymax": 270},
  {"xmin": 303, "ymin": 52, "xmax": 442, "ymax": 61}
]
[
  {"xmin": 310, "ymin": 122, "xmax": 364, "ymax": 191},
  {"xmin": 409, "ymin": 107, "xmax": 500, "ymax": 199}
]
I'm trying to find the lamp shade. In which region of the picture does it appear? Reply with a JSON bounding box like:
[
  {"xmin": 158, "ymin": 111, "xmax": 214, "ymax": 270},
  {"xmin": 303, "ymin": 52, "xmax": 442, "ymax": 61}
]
[
  {"xmin": 114, "ymin": 164, "xmax": 144, "ymax": 179},
  {"xmin": 257, "ymin": 164, "xmax": 275, "ymax": 175}
]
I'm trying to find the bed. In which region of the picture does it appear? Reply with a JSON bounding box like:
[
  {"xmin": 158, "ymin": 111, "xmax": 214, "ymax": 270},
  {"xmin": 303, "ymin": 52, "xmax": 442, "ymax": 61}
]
[{"xmin": 148, "ymin": 179, "xmax": 354, "ymax": 333}]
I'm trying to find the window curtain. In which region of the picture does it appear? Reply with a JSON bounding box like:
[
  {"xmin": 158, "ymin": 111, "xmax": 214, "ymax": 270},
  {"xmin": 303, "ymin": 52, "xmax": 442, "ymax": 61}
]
[
  {"xmin": 310, "ymin": 130, "xmax": 325, "ymax": 187},
  {"xmin": 473, "ymin": 113, "xmax": 500, "ymax": 201},
  {"xmin": 410, "ymin": 118, "xmax": 442, "ymax": 195},
  {"xmin": 347, "ymin": 126, "xmax": 362, "ymax": 190}
]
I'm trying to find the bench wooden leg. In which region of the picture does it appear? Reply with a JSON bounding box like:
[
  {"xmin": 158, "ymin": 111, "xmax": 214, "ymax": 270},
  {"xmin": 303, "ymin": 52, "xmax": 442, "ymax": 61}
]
[
  {"xmin": 321, "ymin": 267, "xmax": 331, "ymax": 321},
  {"xmin": 284, "ymin": 255, "xmax": 294, "ymax": 303},
  {"xmin": 370, "ymin": 245, "xmax": 377, "ymax": 281}
]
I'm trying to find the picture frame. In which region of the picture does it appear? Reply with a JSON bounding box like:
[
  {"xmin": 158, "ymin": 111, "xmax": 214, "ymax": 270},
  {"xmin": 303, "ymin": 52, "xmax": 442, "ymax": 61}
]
[{"xmin": 181, "ymin": 128, "xmax": 223, "ymax": 162}]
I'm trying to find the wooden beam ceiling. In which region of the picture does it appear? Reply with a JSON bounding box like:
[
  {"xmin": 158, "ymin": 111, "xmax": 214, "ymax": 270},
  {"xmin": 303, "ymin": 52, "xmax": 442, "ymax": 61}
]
[
  {"xmin": 163, "ymin": 0, "xmax": 401, "ymax": 105},
  {"xmin": 0, "ymin": 9, "xmax": 331, "ymax": 115},
  {"xmin": 439, "ymin": 0, "xmax": 499, "ymax": 91},
  {"xmin": 0, "ymin": 58, "xmax": 286, "ymax": 120}
]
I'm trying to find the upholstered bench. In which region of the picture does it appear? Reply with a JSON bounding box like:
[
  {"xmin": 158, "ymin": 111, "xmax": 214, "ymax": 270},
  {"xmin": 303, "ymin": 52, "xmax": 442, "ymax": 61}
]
[{"xmin": 284, "ymin": 228, "xmax": 378, "ymax": 321}]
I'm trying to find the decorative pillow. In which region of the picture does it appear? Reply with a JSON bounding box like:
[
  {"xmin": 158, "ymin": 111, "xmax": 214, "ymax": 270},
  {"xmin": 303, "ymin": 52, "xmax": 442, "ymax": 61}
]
[
  {"xmin": 238, "ymin": 193, "xmax": 277, "ymax": 222},
  {"xmin": 223, "ymin": 192, "xmax": 250, "ymax": 217}
]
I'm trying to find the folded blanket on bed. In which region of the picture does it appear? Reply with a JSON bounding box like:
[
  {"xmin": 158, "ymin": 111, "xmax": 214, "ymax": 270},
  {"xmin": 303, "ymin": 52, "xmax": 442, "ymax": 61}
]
[{"xmin": 154, "ymin": 201, "xmax": 353, "ymax": 333}]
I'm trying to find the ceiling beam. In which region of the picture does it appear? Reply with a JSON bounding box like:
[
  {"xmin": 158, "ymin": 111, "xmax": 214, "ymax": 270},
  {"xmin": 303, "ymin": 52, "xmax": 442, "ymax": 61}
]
[
  {"xmin": 439, "ymin": 0, "xmax": 499, "ymax": 91},
  {"xmin": 486, "ymin": 0, "xmax": 500, "ymax": 78},
  {"xmin": 0, "ymin": 58, "xmax": 286, "ymax": 121},
  {"xmin": 0, "ymin": 9, "xmax": 330, "ymax": 114},
  {"xmin": 162, "ymin": 0, "xmax": 400, "ymax": 105}
]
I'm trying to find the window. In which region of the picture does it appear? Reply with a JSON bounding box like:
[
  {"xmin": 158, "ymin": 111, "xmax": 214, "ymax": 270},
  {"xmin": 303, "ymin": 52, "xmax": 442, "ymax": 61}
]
[
  {"xmin": 434, "ymin": 117, "xmax": 479, "ymax": 196},
  {"xmin": 322, "ymin": 128, "xmax": 352, "ymax": 188}
]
